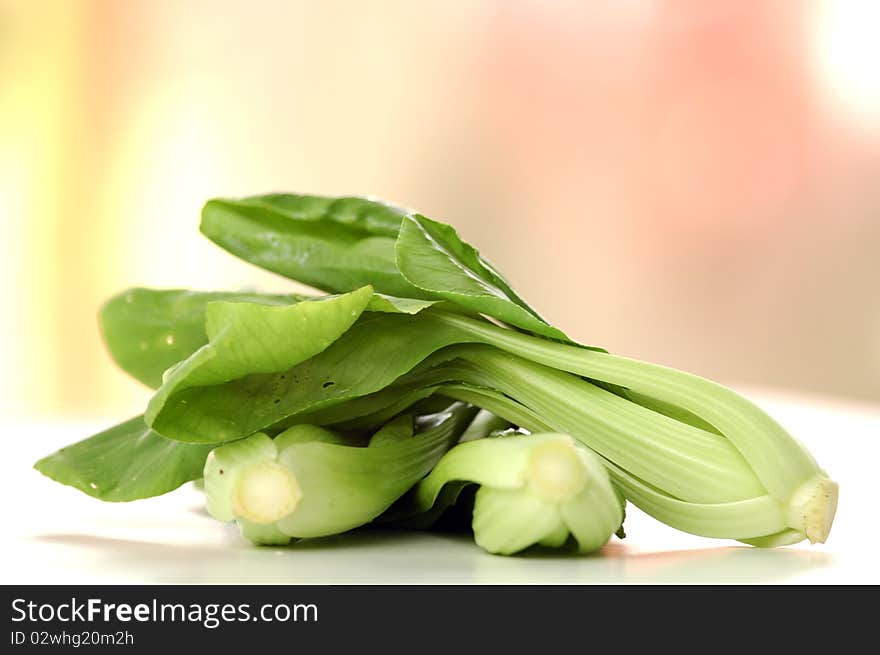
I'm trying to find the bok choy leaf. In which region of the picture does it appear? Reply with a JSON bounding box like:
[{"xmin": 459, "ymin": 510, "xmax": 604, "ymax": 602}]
[{"xmin": 34, "ymin": 417, "xmax": 214, "ymax": 502}]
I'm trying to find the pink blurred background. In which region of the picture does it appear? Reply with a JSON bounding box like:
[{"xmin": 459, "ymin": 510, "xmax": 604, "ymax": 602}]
[{"xmin": 2, "ymin": 0, "xmax": 878, "ymax": 418}]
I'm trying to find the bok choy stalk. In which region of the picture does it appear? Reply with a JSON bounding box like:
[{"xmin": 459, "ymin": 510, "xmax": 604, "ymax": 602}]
[
  {"xmin": 392, "ymin": 433, "xmax": 624, "ymax": 555},
  {"xmin": 423, "ymin": 316, "xmax": 839, "ymax": 546},
  {"xmin": 203, "ymin": 401, "xmax": 477, "ymax": 545},
  {"xmin": 364, "ymin": 345, "xmax": 835, "ymax": 546}
]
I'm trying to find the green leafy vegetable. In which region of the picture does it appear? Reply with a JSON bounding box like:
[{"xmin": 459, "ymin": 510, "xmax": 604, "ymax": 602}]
[
  {"xmin": 200, "ymin": 194, "xmax": 427, "ymax": 298},
  {"xmin": 392, "ymin": 433, "xmax": 623, "ymax": 554},
  {"xmin": 138, "ymin": 292, "xmax": 835, "ymax": 545},
  {"xmin": 144, "ymin": 308, "xmax": 474, "ymax": 443},
  {"xmin": 34, "ymin": 190, "xmax": 838, "ymax": 556},
  {"xmin": 145, "ymin": 287, "xmax": 375, "ymax": 442},
  {"xmin": 100, "ymin": 285, "xmax": 439, "ymax": 392},
  {"xmin": 394, "ymin": 214, "xmax": 568, "ymax": 340},
  {"xmin": 101, "ymin": 288, "xmax": 306, "ymax": 388},
  {"xmin": 201, "ymin": 194, "xmax": 566, "ymax": 339},
  {"xmin": 34, "ymin": 416, "xmax": 214, "ymax": 501}
]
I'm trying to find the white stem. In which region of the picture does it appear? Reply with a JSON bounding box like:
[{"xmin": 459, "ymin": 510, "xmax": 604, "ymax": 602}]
[
  {"xmin": 233, "ymin": 462, "xmax": 301, "ymax": 524},
  {"xmin": 786, "ymin": 475, "xmax": 839, "ymax": 544},
  {"xmin": 526, "ymin": 437, "xmax": 588, "ymax": 502}
]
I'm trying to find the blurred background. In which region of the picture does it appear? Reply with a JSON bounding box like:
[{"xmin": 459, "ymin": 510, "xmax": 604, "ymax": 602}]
[{"xmin": 1, "ymin": 0, "xmax": 878, "ymax": 419}]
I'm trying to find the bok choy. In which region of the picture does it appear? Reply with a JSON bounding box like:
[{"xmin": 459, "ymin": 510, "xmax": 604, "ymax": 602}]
[
  {"xmin": 34, "ymin": 191, "xmax": 838, "ymax": 555},
  {"xmin": 392, "ymin": 432, "xmax": 624, "ymax": 555},
  {"xmin": 204, "ymin": 403, "xmax": 476, "ymax": 545}
]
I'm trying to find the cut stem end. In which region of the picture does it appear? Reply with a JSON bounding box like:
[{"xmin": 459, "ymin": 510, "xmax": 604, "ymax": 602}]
[
  {"xmin": 787, "ymin": 476, "xmax": 839, "ymax": 544},
  {"xmin": 233, "ymin": 462, "xmax": 302, "ymax": 524},
  {"xmin": 526, "ymin": 437, "xmax": 588, "ymax": 502}
]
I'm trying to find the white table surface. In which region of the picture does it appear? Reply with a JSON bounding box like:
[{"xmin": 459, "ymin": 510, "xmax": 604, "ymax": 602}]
[{"xmin": 2, "ymin": 390, "xmax": 877, "ymax": 585}]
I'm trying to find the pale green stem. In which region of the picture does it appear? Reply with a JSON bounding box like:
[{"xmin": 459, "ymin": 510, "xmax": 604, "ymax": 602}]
[{"xmin": 433, "ymin": 311, "xmax": 838, "ymax": 542}]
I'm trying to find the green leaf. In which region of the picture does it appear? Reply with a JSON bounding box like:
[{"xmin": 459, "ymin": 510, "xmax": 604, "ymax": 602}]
[
  {"xmin": 100, "ymin": 288, "xmax": 306, "ymax": 388},
  {"xmin": 144, "ymin": 287, "xmax": 375, "ymax": 440},
  {"xmin": 292, "ymin": 382, "xmax": 444, "ymax": 430},
  {"xmin": 34, "ymin": 416, "xmax": 214, "ymax": 502},
  {"xmin": 201, "ymin": 195, "xmax": 568, "ymax": 341},
  {"xmin": 395, "ymin": 214, "xmax": 569, "ymax": 340},
  {"xmin": 365, "ymin": 293, "xmax": 438, "ymax": 315},
  {"xmin": 145, "ymin": 310, "xmax": 476, "ymax": 443},
  {"xmin": 100, "ymin": 286, "xmax": 435, "ymax": 391},
  {"xmin": 200, "ymin": 194, "xmax": 429, "ymax": 298}
]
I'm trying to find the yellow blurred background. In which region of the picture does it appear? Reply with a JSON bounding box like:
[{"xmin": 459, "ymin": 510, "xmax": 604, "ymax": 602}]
[{"xmin": 2, "ymin": 0, "xmax": 878, "ymax": 419}]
